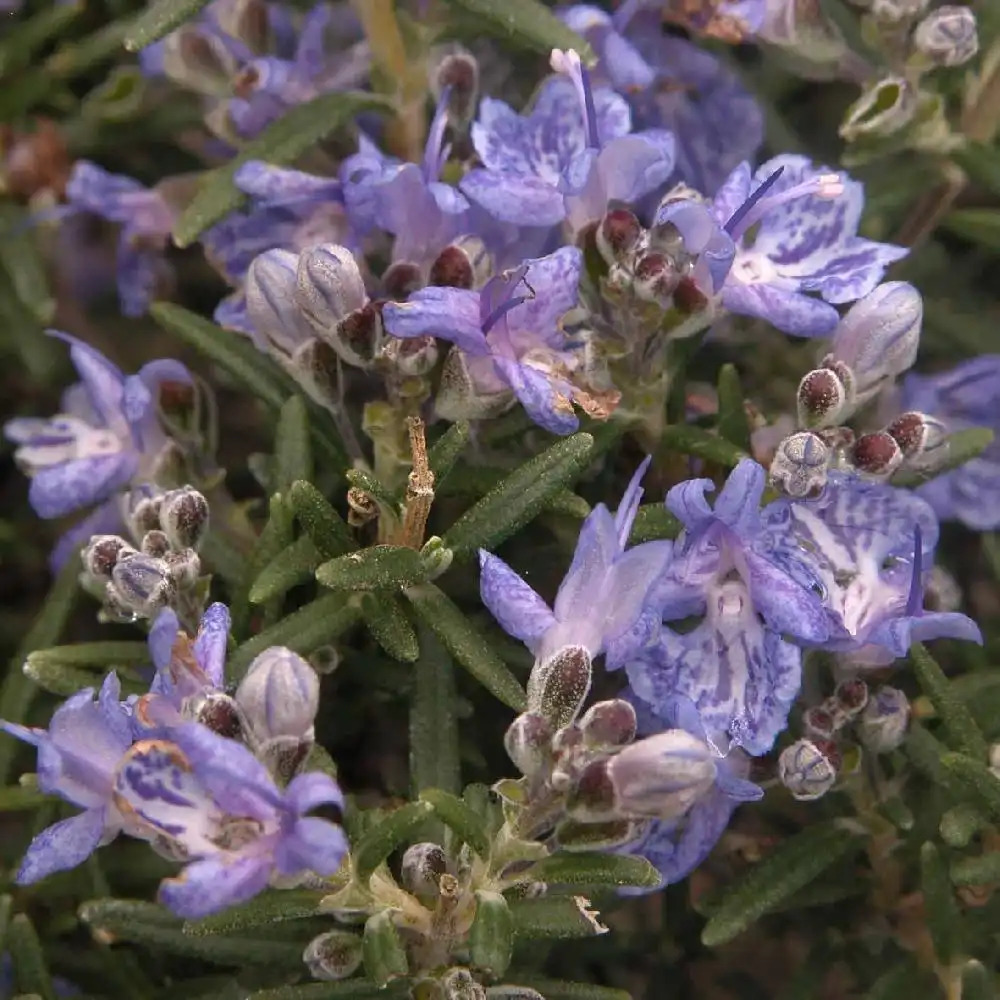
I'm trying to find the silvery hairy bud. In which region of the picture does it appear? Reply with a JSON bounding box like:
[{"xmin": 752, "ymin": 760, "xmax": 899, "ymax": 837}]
[
  {"xmin": 434, "ymin": 51, "xmax": 480, "ymax": 128},
  {"xmin": 159, "ymin": 486, "xmax": 210, "ymax": 551},
  {"xmin": 835, "ymin": 677, "xmax": 869, "ymax": 717},
  {"xmin": 400, "ymin": 842, "xmax": 448, "ymax": 898},
  {"xmin": 632, "ymin": 251, "xmax": 682, "ymax": 306},
  {"xmin": 161, "ymin": 27, "xmax": 239, "ymax": 96},
  {"xmin": 871, "ymin": 0, "xmax": 929, "ymax": 21},
  {"xmin": 504, "ymin": 712, "xmax": 553, "ymax": 776},
  {"xmin": 382, "ymin": 261, "xmax": 423, "ymax": 300},
  {"xmin": 826, "ymin": 282, "xmax": 922, "ymax": 407},
  {"xmin": 778, "ymin": 738, "xmax": 838, "ymax": 800},
  {"xmin": 379, "ymin": 335, "xmax": 439, "ymax": 377},
  {"xmin": 797, "ymin": 368, "xmax": 848, "ymax": 429},
  {"xmin": 851, "ymin": 431, "xmax": 903, "ymax": 477},
  {"xmin": 606, "ymin": 730, "xmax": 717, "ymax": 821},
  {"xmin": 82, "ymin": 535, "xmax": 136, "ymax": 582},
  {"xmin": 857, "ymin": 686, "xmax": 909, "ymax": 752},
  {"xmin": 913, "ymin": 6, "xmax": 979, "ymax": 67},
  {"xmin": 214, "ymin": 0, "xmax": 271, "ymax": 54},
  {"xmin": 440, "ymin": 967, "xmax": 486, "ymax": 1000},
  {"xmin": 769, "ymin": 431, "xmax": 829, "ymax": 498},
  {"xmin": 235, "ymin": 645, "xmax": 320, "ymax": 746},
  {"xmin": 580, "ymin": 699, "xmax": 637, "ymax": 748},
  {"xmin": 331, "ymin": 303, "xmax": 384, "ymax": 369},
  {"xmin": 291, "ymin": 338, "xmax": 340, "ymax": 408},
  {"xmin": 246, "ymin": 248, "xmax": 313, "ymax": 353},
  {"xmin": 430, "ymin": 244, "xmax": 475, "ymax": 289},
  {"xmin": 840, "ymin": 77, "xmax": 917, "ymax": 141},
  {"xmin": 295, "ymin": 244, "xmax": 368, "ymax": 338},
  {"xmin": 190, "ymin": 691, "xmax": 245, "ymax": 740},
  {"xmin": 527, "ymin": 645, "xmax": 592, "ymax": 730},
  {"xmin": 140, "ymin": 530, "xmax": 171, "ymax": 557},
  {"xmin": 885, "ymin": 411, "xmax": 948, "ymax": 468},
  {"xmin": 127, "ymin": 493, "xmax": 163, "ymax": 539},
  {"xmin": 803, "ymin": 703, "xmax": 842, "ymax": 739},
  {"xmin": 596, "ymin": 208, "xmax": 643, "ymax": 267},
  {"xmin": 111, "ymin": 554, "xmax": 175, "ymax": 618},
  {"xmin": 163, "ymin": 548, "xmax": 201, "ymax": 589},
  {"xmin": 568, "ymin": 760, "xmax": 618, "ymax": 822},
  {"xmin": 303, "ymin": 929, "xmax": 363, "ymax": 982}
]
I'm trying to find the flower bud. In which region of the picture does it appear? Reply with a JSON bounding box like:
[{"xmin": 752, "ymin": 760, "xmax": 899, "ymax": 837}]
[
  {"xmin": 159, "ymin": 486, "xmax": 210, "ymax": 550},
  {"xmin": 885, "ymin": 410, "xmax": 948, "ymax": 467},
  {"xmin": 257, "ymin": 734, "xmax": 312, "ymax": 784},
  {"xmin": 400, "ymin": 842, "xmax": 448, "ymax": 898},
  {"xmin": 914, "ymin": 5, "xmax": 978, "ymax": 66},
  {"xmin": 840, "ymin": 76, "xmax": 917, "ymax": 141},
  {"xmin": 295, "ymin": 244, "xmax": 368, "ymax": 337},
  {"xmin": 82, "ymin": 535, "xmax": 135, "ymax": 581},
  {"xmin": 835, "ymin": 677, "xmax": 869, "ymax": 717},
  {"xmin": 235, "ymin": 645, "xmax": 320, "ymax": 745},
  {"xmin": 606, "ymin": 730, "xmax": 717, "ymax": 821},
  {"xmin": 127, "ymin": 493, "xmax": 163, "ymax": 539},
  {"xmin": 430, "ymin": 244, "xmax": 475, "ymax": 289},
  {"xmin": 579, "ymin": 699, "xmax": 637, "ymax": 748},
  {"xmin": 382, "ymin": 260, "xmax": 423, "ymax": 300},
  {"xmin": 140, "ymin": 530, "xmax": 171, "ymax": 558},
  {"xmin": 857, "ymin": 686, "xmax": 909, "ymax": 752},
  {"xmin": 769, "ymin": 431, "xmax": 829, "ymax": 498},
  {"xmin": 214, "ymin": 0, "xmax": 271, "ymax": 54},
  {"xmin": 797, "ymin": 368, "xmax": 847, "ymax": 429},
  {"xmin": 827, "ymin": 282, "xmax": 922, "ymax": 404},
  {"xmin": 163, "ymin": 548, "xmax": 201, "ymax": 589},
  {"xmin": 110, "ymin": 554, "xmax": 175, "ymax": 618},
  {"xmin": 778, "ymin": 739, "xmax": 837, "ymax": 800},
  {"xmin": 851, "ymin": 431, "xmax": 903, "ymax": 477},
  {"xmin": 440, "ymin": 967, "xmax": 486, "ymax": 1000},
  {"xmin": 527, "ymin": 645, "xmax": 592, "ymax": 730},
  {"xmin": 434, "ymin": 51, "xmax": 480, "ymax": 127},
  {"xmin": 303, "ymin": 929, "xmax": 363, "ymax": 982},
  {"xmin": 189, "ymin": 691, "xmax": 245, "ymax": 740},
  {"xmin": 632, "ymin": 251, "xmax": 681, "ymax": 306},
  {"xmin": 246, "ymin": 248, "xmax": 312, "ymax": 353},
  {"xmin": 504, "ymin": 712, "xmax": 553, "ymax": 776},
  {"xmin": 331, "ymin": 303, "xmax": 384, "ymax": 369},
  {"xmin": 596, "ymin": 208, "xmax": 643, "ymax": 267},
  {"xmin": 803, "ymin": 704, "xmax": 841, "ymax": 739},
  {"xmin": 567, "ymin": 760, "xmax": 618, "ymax": 822},
  {"xmin": 161, "ymin": 27, "xmax": 239, "ymax": 96},
  {"xmin": 379, "ymin": 334, "xmax": 439, "ymax": 377}
]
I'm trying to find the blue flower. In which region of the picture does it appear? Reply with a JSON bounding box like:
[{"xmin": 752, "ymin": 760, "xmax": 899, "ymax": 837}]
[
  {"xmin": 628, "ymin": 459, "xmax": 830, "ymax": 754},
  {"xmin": 0, "ymin": 674, "xmax": 133, "ymax": 884},
  {"xmin": 479, "ymin": 457, "xmax": 672, "ymax": 665},
  {"xmin": 460, "ymin": 52, "xmax": 673, "ymax": 234},
  {"xmin": 899, "ymin": 356, "xmax": 1000, "ymax": 531},
  {"xmin": 4, "ymin": 333, "xmax": 190, "ymax": 569},
  {"xmin": 382, "ymin": 246, "xmax": 616, "ymax": 433},
  {"xmin": 759, "ymin": 473, "xmax": 983, "ymax": 666},
  {"xmin": 112, "ymin": 724, "xmax": 346, "ymax": 918}
]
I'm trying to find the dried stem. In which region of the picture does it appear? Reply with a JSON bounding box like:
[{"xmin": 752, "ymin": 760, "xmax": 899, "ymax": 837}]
[{"xmin": 397, "ymin": 416, "xmax": 435, "ymax": 549}]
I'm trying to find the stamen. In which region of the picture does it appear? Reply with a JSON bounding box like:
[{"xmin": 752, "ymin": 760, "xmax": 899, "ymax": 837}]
[
  {"xmin": 725, "ymin": 167, "xmax": 846, "ymax": 240},
  {"xmin": 481, "ymin": 269, "xmax": 535, "ymax": 336},
  {"xmin": 422, "ymin": 85, "xmax": 453, "ymax": 184},
  {"xmin": 550, "ymin": 48, "xmax": 600, "ymax": 149},
  {"xmin": 723, "ymin": 166, "xmax": 784, "ymax": 236},
  {"xmin": 904, "ymin": 524, "xmax": 924, "ymax": 618}
]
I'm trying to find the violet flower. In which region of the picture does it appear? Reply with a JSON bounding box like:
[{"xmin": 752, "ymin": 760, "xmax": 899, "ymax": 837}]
[
  {"xmin": 479, "ymin": 457, "xmax": 672, "ymax": 667},
  {"xmin": 0, "ymin": 674, "xmax": 133, "ymax": 883},
  {"xmin": 113, "ymin": 724, "xmax": 347, "ymax": 918},
  {"xmin": 4, "ymin": 333, "xmax": 190, "ymax": 569}
]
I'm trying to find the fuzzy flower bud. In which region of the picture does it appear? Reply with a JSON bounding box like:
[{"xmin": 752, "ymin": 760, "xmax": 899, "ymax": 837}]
[
  {"xmin": 503, "ymin": 712, "xmax": 553, "ymax": 776},
  {"xmin": 797, "ymin": 368, "xmax": 847, "ymax": 429},
  {"xmin": 857, "ymin": 686, "xmax": 909, "ymax": 752},
  {"xmin": 140, "ymin": 530, "xmax": 171, "ymax": 557},
  {"xmin": 246, "ymin": 248, "xmax": 312, "ymax": 352},
  {"xmin": 382, "ymin": 261, "xmax": 423, "ymax": 300},
  {"xmin": 596, "ymin": 208, "xmax": 643, "ymax": 267},
  {"xmin": 769, "ymin": 431, "xmax": 829, "ymax": 498},
  {"xmin": 527, "ymin": 645, "xmax": 592, "ymax": 730},
  {"xmin": 803, "ymin": 704, "xmax": 842, "ymax": 739},
  {"xmin": 885, "ymin": 410, "xmax": 948, "ymax": 468},
  {"xmin": 605, "ymin": 730, "xmax": 716, "ymax": 821},
  {"xmin": 110, "ymin": 554, "xmax": 175, "ymax": 618},
  {"xmin": 295, "ymin": 244, "xmax": 367, "ymax": 337},
  {"xmin": 159, "ymin": 486, "xmax": 209, "ymax": 550},
  {"xmin": 303, "ymin": 929, "xmax": 364, "ymax": 982},
  {"xmin": 235, "ymin": 646, "xmax": 320, "ymax": 746},
  {"xmin": 429, "ymin": 245, "xmax": 475, "ymax": 289},
  {"xmin": 331, "ymin": 303, "xmax": 384, "ymax": 369},
  {"xmin": 871, "ymin": 0, "xmax": 930, "ymax": 22},
  {"xmin": 579, "ymin": 699, "xmax": 637, "ymax": 748},
  {"xmin": 913, "ymin": 6, "xmax": 978, "ymax": 67},
  {"xmin": 851, "ymin": 431, "xmax": 903, "ymax": 477},
  {"xmin": 778, "ymin": 739, "xmax": 838, "ymax": 800},
  {"xmin": 128, "ymin": 493, "xmax": 163, "ymax": 539},
  {"xmin": 161, "ymin": 27, "xmax": 238, "ymax": 96},
  {"xmin": 835, "ymin": 677, "xmax": 869, "ymax": 717},
  {"xmin": 400, "ymin": 842, "xmax": 448, "ymax": 899},
  {"xmin": 82, "ymin": 535, "xmax": 135, "ymax": 581},
  {"xmin": 567, "ymin": 760, "xmax": 618, "ymax": 822},
  {"xmin": 632, "ymin": 251, "xmax": 681, "ymax": 306}
]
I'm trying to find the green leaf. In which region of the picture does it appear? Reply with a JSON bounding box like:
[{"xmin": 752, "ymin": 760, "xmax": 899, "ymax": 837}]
[
  {"xmin": 419, "ymin": 789, "xmax": 491, "ymax": 859},
  {"xmin": 525, "ymin": 852, "xmax": 660, "ymax": 890},
  {"xmin": 173, "ymin": 91, "xmax": 392, "ymax": 245},
  {"xmin": 8, "ymin": 914, "xmax": 56, "ymax": 1000},
  {"xmin": 229, "ymin": 593, "xmax": 360, "ymax": 676},
  {"xmin": 892, "ymin": 427, "xmax": 994, "ymax": 487},
  {"xmin": 24, "ymin": 642, "xmax": 149, "ymax": 670},
  {"xmin": 353, "ymin": 800, "xmax": 435, "ymax": 883},
  {"xmin": 427, "ymin": 420, "xmax": 471, "ymax": 491},
  {"xmin": 506, "ymin": 980, "xmax": 631, "ymax": 1000},
  {"xmin": 0, "ymin": 896, "xmax": 11, "ymax": 956},
  {"xmin": 628, "ymin": 503, "xmax": 682, "ymax": 544},
  {"xmin": 183, "ymin": 890, "xmax": 327, "ymax": 936},
  {"xmin": 410, "ymin": 628, "xmax": 460, "ymax": 795},
  {"xmin": 444, "ymin": 433, "xmax": 594, "ymax": 558},
  {"xmin": 250, "ymin": 536, "xmax": 321, "ymax": 605},
  {"xmin": 659, "ymin": 424, "xmax": 748, "ymax": 468},
  {"xmin": 362, "ymin": 593, "xmax": 420, "ymax": 663},
  {"xmin": 508, "ymin": 896, "xmax": 608, "ymax": 939},
  {"xmin": 919, "ymin": 842, "xmax": 960, "ymax": 965},
  {"xmin": 290, "ymin": 481, "xmax": 356, "ymax": 559},
  {"xmin": 405, "ymin": 583, "xmax": 526, "ymax": 711},
  {"xmin": 234, "ymin": 493, "xmax": 295, "ymax": 636},
  {"xmin": 941, "ymin": 207, "xmax": 1000, "ymax": 252},
  {"xmin": 940, "ymin": 803, "xmax": 989, "ymax": 848},
  {"xmin": 716, "ymin": 364, "xmax": 751, "ymax": 451},
  {"xmin": 863, "ymin": 960, "xmax": 929, "ymax": 1000},
  {"xmin": 275, "ymin": 395, "xmax": 313, "ymax": 493},
  {"xmin": 0, "ymin": 785, "xmax": 52, "ymax": 811},
  {"xmin": 939, "ymin": 753, "xmax": 1000, "ymax": 823},
  {"xmin": 317, "ymin": 545, "xmax": 430, "ymax": 591},
  {"xmin": 951, "ymin": 850, "xmax": 1000, "ymax": 886},
  {"xmin": 910, "ymin": 642, "xmax": 988, "ymax": 760},
  {"xmin": 23, "ymin": 657, "xmax": 142, "ymax": 699},
  {"xmin": 960, "ymin": 960, "xmax": 995, "ymax": 1000},
  {"xmin": 700, "ymin": 823, "xmax": 860, "ymax": 947},
  {"xmin": 441, "ymin": 0, "xmax": 594, "ymax": 62},
  {"xmin": 246, "ymin": 983, "xmax": 399, "ymax": 1000},
  {"xmin": 0, "ymin": 557, "xmax": 79, "ymax": 783},
  {"xmin": 469, "ymin": 891, "xmax": 513, "ymax": 976},
  {"xmin": 345, "ymin": 468, "xmax": 400, "ymax": 517},
  {"xmin": 124, "ymin": 0, "xmax": 213, "ymax": 50},
  {"xmin": 361, "ymin": 910, "xmax": 409, "ymax": 988}
]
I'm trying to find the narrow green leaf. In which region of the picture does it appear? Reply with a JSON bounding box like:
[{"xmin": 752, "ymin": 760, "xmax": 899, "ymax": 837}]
[
  {"xmin": 405, "ymin": 583, "xmax": 526, "ymax": 711},
  {"xmin": 0, "ymin": 205, "xmax": 55, "ymax": 327},
  {"xmin": 940, "ymin": 752, "xmax": 1000, "ymax": 823},
  {"xmin": 427, "ymin": 420, "xmax": 471, "ymax": 491},
  {"xmin": 920, "ymin": 842, "xmax": 960, "ymax": 964},
  {"xmin": 950, "ymin": 851, "xmax": 1000, "ymax": 886},
  {"xmin": 0, "ymin": 557, "xmax": 79, "ymax": 783},
  {"xmin": 910, "ymin": 642, "xmax": 988, "ymax": 760},
  {"xmin": 0, "ymin": 785, "xmax": 52, "ymax": 811},
  {"xmin": 960, "ymin": 960, "xmax": 995, "ymax": 1000},
  {"xmin": 362, "ymin": 593, "xmax": 419, "ymax": 663},
  {"xmin": 469, "ymin": 891, "xmax": 513, "ymax": 976},
  {"xmin": 183, "ymin": 890, "xmax": 326, "ymax": 935},
  {"xmin": 508, "ymin": 896, "xmax": 608, "ymax": 939},
  {"xmin": 905, "ymin": 721, "xmax": 951, "ymax": 784},
  {"xmin": 317, "ymin": 546, "xmax": 429, "ymax": 591},
  {"xmin": 362, "ymin": 911, "xmax": 409, "ymax": 988},
  {"xmin": 526, "ymin": 852, "xmax": 660, "ymax": 890},
  {"xmin": 234, "ymin": 493, "xmax": 295, "ymax": 637},
  {"xmin": 420, "ymin": 789, "xmax": 491, "ymax": 859},
  {"xmin": 23, "ymin": 658, "xmax": 142, "ymax": 698},
  {"xmin": 440, "ymin": 0, "xmax": 595, "ymax": 63},
  {"xmin": 275, "ymin": 395, "xmax": 313, "ymax": 493},
  {"xmin": 250, "ymin": 536, "xmax": 321, "ymax": 605},
  {"xmin": 444, "ymin": 433, "xmax": 594, "ymax": 558},
  {"xmin": 229, "ymin": 593, "xmax": 360, "ymax": 676},
  {"xmin": 628, "ymin": 503, "xmax": 682, "ymax": 544},
  {"xmin": 247, "ymin": 983, "xmax": 399, "ymax": 1000},
  {"xmin": 700, "ymin": 823, "xmax": 860, "ymax": 947},
  {"xmin": 716, "ymin": 364, "xmax": 751, "ymax": 451},
  {"xmin": 174, "ymin": 91, "xmax": 392, "ymax": 245},
  {"xmin": 290, "ymin": 481, "xmax": 356, "ymax": 559},
  {"xmin": 659, "ymin": 424, "xmax": 748, "ymax": 468},
  {"xmin": 124, "ymin": 0, "xmax": 212, "ymax": 50},
  {"xmin": 25, "ymin": 642, "xmax": 149, "ymax": 670},
  {"xmin": 345, "ymin": 468, "xmax": 400, "ymax": 516},
  {"xmin": 8, "ymin": 915, "xmax": 55, "ymax": 1000},
  {"xmin": 941, "ymin": 207, "xmax": 1000, "ymax": 252},
  {"xmin": 892, "ymin": 427, "xmax": 994, "ymax": 487},
  {"xmin": 410, "ymin": 628, "xmax": 460, "ymax": 795},
  {"xmin": 353, "ymin": 800, "xmax": 434, "ymax": 883},
  {"xmin": 508, "ymin": 980, "xmax": 631, "ymax": 1000}
]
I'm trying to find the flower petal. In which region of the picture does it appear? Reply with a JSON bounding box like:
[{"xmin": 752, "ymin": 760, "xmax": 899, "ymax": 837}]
[
  {"xmin": 274, "ymin": 816, "xmax": 348, "ymax": 877},
  {"xmin": 15, "ymin": 808, "xmax": 109, "ymax": 884},
  {"xmin": 478, "ymin": 550, "xmax": 555, "ymax": 651},
  {"xmin": 158, "ymin": 855, "xmax": 271, "ymax": 919},
  {"xmin": 721, "ymin": 280, "xmax": 840, "ymax": 337},
  {"xmin": 381, "ymin": 287, "xmax": 487, "ymax": 355},
  {"xmin": 460, "ymin": 169, "xmax": 567, "ymax": 227},
  {"xmin": 29, "ymin": 453, "xmax": 137, "ymax": 520},
  {"xmin": 193, "ymin": 603, "xmax": 231, "ymax": 688},
  {"xmin": 285, "ymin": 772, "xmax": 345, "ymax": 815}
]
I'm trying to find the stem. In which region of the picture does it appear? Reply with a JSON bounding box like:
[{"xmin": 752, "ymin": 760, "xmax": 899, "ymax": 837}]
[{"xmin": 398, "ymin": 416, "xmax": 435, "ymax": 549}]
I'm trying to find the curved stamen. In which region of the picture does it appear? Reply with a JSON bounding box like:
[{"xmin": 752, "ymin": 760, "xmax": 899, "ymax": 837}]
[
  {"xmin": 482, "ymin": 269, "xmax": 535, "ymax": 336},
  {"xmin": 422, "ymin": 85, "xmax": 453, "ymax": 184},
  {"xmin": 725, "ymin": 167, "xmax": 845, "ymax": 241},
  {"xmin": 904, "ymin": 524, "xmax": 924, "ymax": 618},
  {"xmin": 550, "ymin": 48, "xmax": 600, "ymax": 149}
]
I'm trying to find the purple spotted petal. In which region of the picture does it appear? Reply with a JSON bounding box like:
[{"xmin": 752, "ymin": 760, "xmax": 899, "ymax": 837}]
[
  {"xmin": 865, "ymin": 611, "xmax": 983, "ymax": 662},
  {"xmin": 460, "ymin": 169, "xmax": 568, "ymax": 227},
  {"xmin": 711, "ymin": 161, "xmax": 753, "ymax": 226},
  {"xmin": 235, "ymin": 161, "xmax": 342, "ymax": 206},
  {"xmin": 116, "ymin": 240, "xmax": 162, "ymax": 318},
  {"xmin": 713, "ymin": 459, "xmax": 765, "ymax": 535},
  {"xmin": 721, "ymin": 280, "xmax": 840, "ymax": 337},
  {"xmin": 553, "ymin": 505, "xmax": 620, "ymax": 624},
  {"xmin": 494, "ymin": 357, "xmax": 579, "ymax": 435},
  {"xmin": 478, "ymin": 550, "xmax": 556, "ymax": 651},
  {"xmin": 149, "ymin": 609, "xmax": 180, "ymax": 678},
  {"xmin": 15, "ymin": 807, "xmax": 109, "ymax": 885},
  {"xmin": 504, "ymin": 247, "xmax": 582, "ymax": 347},
  {"xmin": 158, "ymin": 855, "xmax": 271, "ymax": 919},
  {"xmin": 29, "ymin": 452, "xmax": 138, "ymax": 520},
  {"xmin": 665, "ymin": 477, "xmax": 716, "ymax": 529},
  {"xmin": 742, "ymin": 549, "xmax": 830, "ymax": 644}
]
